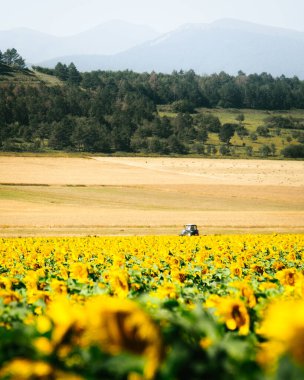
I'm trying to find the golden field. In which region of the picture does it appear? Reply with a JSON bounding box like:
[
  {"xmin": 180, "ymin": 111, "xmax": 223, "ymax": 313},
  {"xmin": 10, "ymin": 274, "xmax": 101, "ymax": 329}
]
[{"xmin": 0, "ymin": 156, "xmax": 304, "ymax": 236}]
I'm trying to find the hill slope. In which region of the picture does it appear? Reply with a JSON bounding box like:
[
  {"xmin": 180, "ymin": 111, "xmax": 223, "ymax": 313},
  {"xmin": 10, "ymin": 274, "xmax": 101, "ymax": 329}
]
[{"xmin": 0, "ymin": 66, "xmax": 62, "ymax": 86}]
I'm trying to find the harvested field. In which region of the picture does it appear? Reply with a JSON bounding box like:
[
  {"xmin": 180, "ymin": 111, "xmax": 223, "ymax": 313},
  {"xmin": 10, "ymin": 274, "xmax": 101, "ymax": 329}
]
[{"xmin": 0, "ymin": 156, "xmax": 303, "ymax": 236}]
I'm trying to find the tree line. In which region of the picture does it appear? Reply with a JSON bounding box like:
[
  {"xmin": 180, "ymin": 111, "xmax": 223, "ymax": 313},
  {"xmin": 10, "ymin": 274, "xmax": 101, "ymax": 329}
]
[
  {"xmin": 31, "ymin": 66, "xmax": 304, "ymax": 111},
  {"xmin": 2, "ymin": 49, "xmax": 304, "ymax": 110}
]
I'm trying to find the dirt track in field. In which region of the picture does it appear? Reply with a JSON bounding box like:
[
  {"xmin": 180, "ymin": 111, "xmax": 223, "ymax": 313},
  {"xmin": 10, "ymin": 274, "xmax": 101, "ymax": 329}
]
[{"xmin": 0, "ymin": 156, "xmax": 303, "ymax": 236}]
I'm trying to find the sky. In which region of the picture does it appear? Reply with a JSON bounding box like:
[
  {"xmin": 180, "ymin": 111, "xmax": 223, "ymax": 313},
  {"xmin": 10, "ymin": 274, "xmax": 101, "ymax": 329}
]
[{"xmin": 1, "ymin": 0, "xmax": 304, "ymax": 36}]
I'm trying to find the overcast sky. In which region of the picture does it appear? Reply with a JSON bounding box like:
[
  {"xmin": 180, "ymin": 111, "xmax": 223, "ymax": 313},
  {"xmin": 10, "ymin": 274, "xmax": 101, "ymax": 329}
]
[{"xmin": 1, "ymin": 0, "xmax": 304, "ymax": 35}]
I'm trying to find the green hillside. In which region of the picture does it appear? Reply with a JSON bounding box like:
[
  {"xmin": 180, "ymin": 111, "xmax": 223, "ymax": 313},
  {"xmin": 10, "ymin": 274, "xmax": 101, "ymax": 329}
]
[
  {"xmin": 159, "ymin": 106, "xmax": 304, "ymax": 158},
  {"xmin": 1, "ymin": 63, "xmax": 304, "ymax": 159}
]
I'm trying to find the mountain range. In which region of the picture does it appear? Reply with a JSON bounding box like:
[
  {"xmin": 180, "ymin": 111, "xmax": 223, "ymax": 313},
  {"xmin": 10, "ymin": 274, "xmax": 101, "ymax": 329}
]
[
  {"xmin": 1, "ymin": 19, "xmax": 304, "ymax": 78},
  {"xmin": 0, "ymin": 20, "xmax": 158, "ymax": 62}
]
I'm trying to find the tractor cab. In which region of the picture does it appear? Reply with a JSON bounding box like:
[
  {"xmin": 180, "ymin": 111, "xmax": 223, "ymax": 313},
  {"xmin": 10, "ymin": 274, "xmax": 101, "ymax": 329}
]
[{"xmin": 179, "ymin": 224, "xmax": 199, "ymax": 236}]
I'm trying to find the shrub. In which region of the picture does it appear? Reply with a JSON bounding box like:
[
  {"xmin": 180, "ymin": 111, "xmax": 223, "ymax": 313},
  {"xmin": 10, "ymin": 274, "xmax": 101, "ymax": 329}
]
[
  {"xmin": 171, "ymin": 100, "xmax": 195, "ymax": 113},
  {"xmin": 219, "ymin": 144, "xmax": 230, "ymax": 156},
  {"xmin": 259, "ymin": 144, "xmax": 272, "ymax": 157},
  {"xmin": 281, "ymin": 144, "xmax": 304, "ymax": 158},
  {"xmin": 256, "ymin": 126, "xmax": 270, "ymax": 137}
]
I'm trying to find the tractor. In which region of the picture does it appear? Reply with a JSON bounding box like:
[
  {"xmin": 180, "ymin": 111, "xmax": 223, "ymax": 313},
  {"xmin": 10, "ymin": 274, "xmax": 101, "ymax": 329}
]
[{"xmin": 179, "ymin": 224, "xmax": 199, "ymax": 236}]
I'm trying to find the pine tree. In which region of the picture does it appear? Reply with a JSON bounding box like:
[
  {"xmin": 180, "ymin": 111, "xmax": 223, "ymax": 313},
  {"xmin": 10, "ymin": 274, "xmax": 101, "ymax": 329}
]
[
  {"xmin": 54, "ymin": 62, "xmax": 68, "ymax": 81},
  {"xmin": 67, "ymin": 63, "xmax": 81, "ymax": 85},
  {"xmin": 1, "ymin": 48, "xmax": 26, "ymax": 69}
]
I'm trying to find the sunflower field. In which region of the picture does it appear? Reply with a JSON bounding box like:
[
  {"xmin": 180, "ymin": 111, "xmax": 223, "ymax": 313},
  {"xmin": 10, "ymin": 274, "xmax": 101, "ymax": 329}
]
[{"xmin": 1, "ymin": 234, "xmax": 304, "ymax": 380}]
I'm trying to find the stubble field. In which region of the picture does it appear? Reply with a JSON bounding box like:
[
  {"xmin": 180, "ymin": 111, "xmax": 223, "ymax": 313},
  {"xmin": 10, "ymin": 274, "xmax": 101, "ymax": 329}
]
[{"xmin": 0, "ymin": 155, "xmax": 303, "ymax": 236}]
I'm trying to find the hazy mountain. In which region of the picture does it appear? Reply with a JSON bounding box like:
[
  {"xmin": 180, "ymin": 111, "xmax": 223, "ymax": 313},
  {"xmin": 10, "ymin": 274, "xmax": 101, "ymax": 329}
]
[
  {"xmin": 67, "ymin": 20, "xmax": 158, "ymax": 55},
  {"xmin": 39, "ymin": 19, "xmax": 304, "ymax": 78},
  {"xmin": 0, "ymin": 20, "xmax": 159, "ymax": 62},
  {"xmin": 0, "ymin": 28, "xmax": 58, "ymax": 63}
]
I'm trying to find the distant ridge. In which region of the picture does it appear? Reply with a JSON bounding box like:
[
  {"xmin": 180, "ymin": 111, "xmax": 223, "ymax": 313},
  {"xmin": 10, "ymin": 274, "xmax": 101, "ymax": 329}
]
[
  {"xmin": 0, "ymin": 20, "xmax": 159, "ymax": 62},
  {"xmin": 38, "ymin": 19, "xmax": 304, "ymax": 78}
]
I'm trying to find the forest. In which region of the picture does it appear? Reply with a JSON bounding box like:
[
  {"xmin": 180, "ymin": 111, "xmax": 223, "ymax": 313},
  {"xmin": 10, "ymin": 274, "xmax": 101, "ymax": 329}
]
[{"xmin": 1, "ymin": 50, "xmax": 304, "ymax": 157}]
